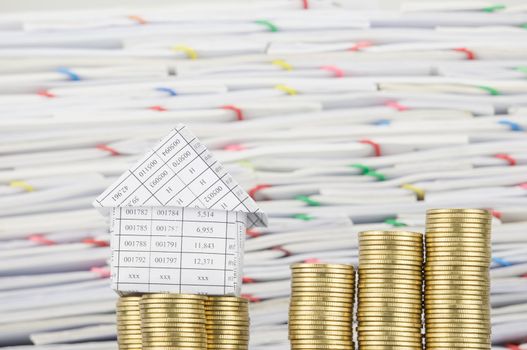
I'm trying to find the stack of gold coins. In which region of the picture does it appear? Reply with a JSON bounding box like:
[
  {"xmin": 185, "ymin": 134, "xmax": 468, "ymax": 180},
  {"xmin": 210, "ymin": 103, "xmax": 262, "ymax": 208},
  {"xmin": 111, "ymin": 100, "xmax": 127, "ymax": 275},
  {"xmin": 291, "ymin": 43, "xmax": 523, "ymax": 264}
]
[
  {"xmin": 117, "ymin": 296, "xmax": 143, "ymax": 350},
  {"xmin": 425, "ymin": 209, "xmax": 492, "ymax": 350},
  {"xmin": 205, "ymin": 296, "xmax": 250, "ymax": 350},
  {"xmin": 288, "ymin": 263, "xmax": 355, "ymax": 350},
  {"xmin": 358, "ymin": 230, "xmax": 424, "ymax": 350},
  {"xmin": 140, "ymin": 293, "xmax": 207, "ymax": 350}
]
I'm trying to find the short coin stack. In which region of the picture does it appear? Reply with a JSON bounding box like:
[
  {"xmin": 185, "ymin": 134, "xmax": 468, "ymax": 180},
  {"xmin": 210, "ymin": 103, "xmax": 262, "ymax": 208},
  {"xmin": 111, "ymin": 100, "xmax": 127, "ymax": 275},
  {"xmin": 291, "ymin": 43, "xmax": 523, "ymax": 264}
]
[
  {"xmin": 358, "ymin": 230, "xmax": 424, "ymax": 350},
  {"xmin": 288, "ymin": 263, "xmax": 355, "ymax": 350},
  {"xmin": 425, "ymin": 209, "xmax": 492, "ymax": 350},
  {"xmin": 117, "ymin": 295, "xmax": 143, "ymax": 350},
  {"xmin": 140, "ymin": 293, "xmax": 207, "ymax": 350},
  {"xmin": 206, "ymin": 296, "xmax": 250, "ymax": 350}
]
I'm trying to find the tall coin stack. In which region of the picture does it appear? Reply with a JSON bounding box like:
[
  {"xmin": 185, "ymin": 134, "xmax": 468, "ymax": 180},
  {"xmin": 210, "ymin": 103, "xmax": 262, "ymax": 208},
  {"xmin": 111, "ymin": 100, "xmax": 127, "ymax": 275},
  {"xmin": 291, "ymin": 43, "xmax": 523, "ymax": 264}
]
[
  {"xmin": 117, "ymin": 296, "xmax": 143, "ymax": 350},
  {"xmin": 358, "ymin": 230, "xmax": 424, "ymax": 350},
  {"xmin": 206, "ymin": 296, "xmax": 250, "ymax": 350},
  {"xmin": 140, "ymin": 294, "xmax": 208, "ymax": 350},
  {"xmin": 425, "ymin": 209, "xmax": 492, "ymax": 350},
  {"xmin": 288, "ymin": 263, "xmax": 355, "ymax": 350}
]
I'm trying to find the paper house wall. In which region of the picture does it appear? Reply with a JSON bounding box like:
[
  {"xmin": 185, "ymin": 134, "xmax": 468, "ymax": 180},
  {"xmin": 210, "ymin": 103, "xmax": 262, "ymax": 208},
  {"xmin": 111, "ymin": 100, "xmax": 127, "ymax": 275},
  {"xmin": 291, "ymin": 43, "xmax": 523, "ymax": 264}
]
[{"xmin": 93, "ymin": 124, "xmax": 267, "ymax": 295}]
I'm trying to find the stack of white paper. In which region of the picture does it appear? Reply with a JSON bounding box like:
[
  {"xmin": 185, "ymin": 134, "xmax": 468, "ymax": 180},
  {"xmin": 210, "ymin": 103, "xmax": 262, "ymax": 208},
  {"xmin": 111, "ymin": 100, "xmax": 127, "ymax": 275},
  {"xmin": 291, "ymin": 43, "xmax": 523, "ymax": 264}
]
[{"xmin": 0, "ymin": 0, "xmax": 527, "ymax": 349}]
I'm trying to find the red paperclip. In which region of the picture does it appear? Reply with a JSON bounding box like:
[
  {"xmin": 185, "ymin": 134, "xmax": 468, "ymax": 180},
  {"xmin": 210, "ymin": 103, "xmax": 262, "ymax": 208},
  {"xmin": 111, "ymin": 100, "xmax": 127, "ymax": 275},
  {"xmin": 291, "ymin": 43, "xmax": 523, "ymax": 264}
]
[{"xmin": 360, "ymin": 139, "xmax": 382, "ymax": 157}]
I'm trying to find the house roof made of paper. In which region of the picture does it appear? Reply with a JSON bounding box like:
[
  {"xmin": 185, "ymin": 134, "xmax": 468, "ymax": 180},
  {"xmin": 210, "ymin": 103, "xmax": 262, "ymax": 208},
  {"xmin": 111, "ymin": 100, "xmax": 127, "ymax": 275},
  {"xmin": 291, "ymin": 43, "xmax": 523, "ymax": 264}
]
[{"xmin": 93, "ymin": 124, "xmax": 267, "ymax": 227}]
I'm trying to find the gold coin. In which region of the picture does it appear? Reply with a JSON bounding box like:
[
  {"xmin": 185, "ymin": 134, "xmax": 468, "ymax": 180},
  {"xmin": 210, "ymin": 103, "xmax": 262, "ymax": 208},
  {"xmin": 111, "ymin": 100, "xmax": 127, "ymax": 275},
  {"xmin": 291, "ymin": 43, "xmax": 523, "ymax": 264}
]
[
  {"xmin": 357, "ymin": 321, "xmax": 421, "ymax": 328},
  {"xmin": 291, "ymin": 263, "xmax": 354, "ymax": 270},
  {"xmin": 426, "ymin": 251, "xmax": 490, "ymax": 258},
  {"xmin": 360, "ymin": 230, "xmax": 423, "ymax": 237},
  {"xmin": 357, "ymin": 335, "xmax": 422, "ymax": 341},
  {"xmin": 426, "ymin": 221, "xmax": 491, "ymax": 227},
  {"xmin": 206, "ymin": 314, "xmax": 249, "ymax": 319},
  {"xmin": 290, "ymin": 300, "xmax": 353, "ymax": 307},
  {"xmin": 425, "ymin": 295, "xmax": 487, "ymax": 302},
  {"xmin": 359, "ymin": 242, "xmax": 423, "ymax": 250},
  {"xmin": 141, "ymin": 347, "xmax": 205, "ymax": 350},
  {"xmin": 425, "ymin": 315, "xmax": 490, "ymax": 321},
  {"xmin": 143, "ymin": 293, "xmax": 206, "ymax": 300},
  {"xmin": 207, "ymin": 296, "xmax": 246, "ymax": 302},
  {"xmin": 425, "ymin": 230, "xmax": 490, "ymax": 237},
  {"xmin": 357, "ymin": 309, "xmax": 422, "ymax": 316},
  {"xmin": 425, "ymin": 255, "xmax": 490, "ymax": 262},
  {"xmin": 426, "ymin": 329, "xmax": 490, "ymax": 336},
  {"xmin": 426, "ymin": 215, "xmax": 491, "ymax": 222},
  {"xmin": 289, "ymin": 309, "xmax": 352, "ymax": 315},
  {"xmin": 359, "ymin": 243, "xmax": 423, "ymax": 250},
  {"xmin": 140, "ymin": 316, "xmax": 206, "ymax": 322},
  {"xmin": 358, "ymin": 339, "xmax": 421, "ymax": 345},
  {"xmin": 350, "ymin": 344, "xmax": 420, "ymax": 350},
  {"xmin": 359, "ymin": 265, "xmax": 423, "ymax": 272},
  {"xmin": 358, "ymin": 277, "xmax": 422, "ymax": 284},
  {"xmin": 425, "ymin": 241, "xmax": 489, "ymax": 247},
  {"xmin": 289, "ymin": 323, "xmax": 352, "ymax": 332},
  {"xmin": 207, "ymin": 340, "xmax": 248, "ymax": 345},
  {"xmin": 140, "ymin": 313, "xmax": 205, "ymax": 318},
  {"xmin": 291, "ymin": 280, "xmax": 354, "ymax": 286},
  {"xmin": 289, "ymin": 340, "xmax": 353, "ymax": 346},
  {"xmin": 358, "ymin": 270, "xmax": 423, "ymax": 277},
  {"xmin": 140, "ymin": 300, "xmax": 205, "ymax": 306},
  {"xmin": 141, "ymin": 342, "xmax": 206, "ymax": 347},
  {"xmin": 358, "ymin": 291, "xmax": 422, "ymax": 301},
  {"xmin": 289, "ymin": 329, "xmax": 352, "ymax": 335},
  {"xmin": 359, "ymin": 235, "xmax": 423, "ymax": 242},
  {"xmin": 292, "ymin": 271, "xmax": 355, "ymax": 277},
  {"xmin": 289, "ymin": 308, "xmax": 352, "ymax": 315},
  {"xmin": 357, "ymin": 308, "xmax": 422, "ymax": 315},
  {"xmin": 426, "ymin": 208, "xmax": 490, "ymax": 214},
  {"xmin": 359, "ymin": 250, "xmax": 423, "ymax": 257},
  {"xmin": 292, "ymin": 271, "xmax": 356, "ymax": 277},
  {"xmin": 288, "ymin": 319, "xmax": 352, "ymax": 325},
  {"xmin": 291, "ymin": 277, "xmax": 355, "ymax": 284},
  {"xmin": 358, "ymin": 287, "xmax": 422, "ymax": 294},
  {"xmin": 289, "ymin": 344, "xmax": 353, "ymax": 350},
  {"xmin": 118, "ymin": 297, "xmax": 142, "ymax": 301},
  {"xmin": 205, "ymin": 307, "xmax": 249, "ymax": 313},
  {"xmin": 424, "ymin": 264, "xmax": 488, "ymax": 271},
  {"xmin": 359, "ymin": 300, "xmax": 421, "ymax": 308},
  {"xmin": 205, "ymin": 302, "xmax": 249, "ymax": 308},
  {"xmin": 290, "ymin": 294, "xmax": 354, "ymax": 301},
  {"xmin": 359, "ymin": 248, "xmax": 423, "ymax": 255},
  {"xmin": 358, "ymin": 283, "xmax": 422, "ymax": 290},
  {"xmin": 207, "ymin": 333, "xmax": 250, "ymax": 339},
  {"xmin": 358, "ymin": 315, "xmax": 421, "ymax": 321},
  {"xmin": 425, "ymin": 233, "xmax": 490, "ymax": 239},
  {"xmin": 424, "ymin": 340, "xmax": 490, "ymax": 347},
  {"xmin": 356, "ymin": 329, "xmax": 421, "ymax": 336},
  {"xmin": 140, "ymin": 302, "xmax": 205, "ymax": 307},
  {"xmin": 424, "ymin": 270, "xmax": 489, "ymax": 277}
]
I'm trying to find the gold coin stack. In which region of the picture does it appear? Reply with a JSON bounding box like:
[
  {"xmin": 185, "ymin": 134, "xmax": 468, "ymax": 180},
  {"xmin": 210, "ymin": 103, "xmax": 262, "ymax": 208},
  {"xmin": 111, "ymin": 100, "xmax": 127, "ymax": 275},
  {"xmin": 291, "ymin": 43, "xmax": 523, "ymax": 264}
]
[
  {"xmin": 205, "ymin": 296, "xmax": 250, "ymax": 350},
  {"xmin": 358, "ymin": 230, "xmax": 424, "ymax": 350},
  {"xmin": 288, "ymin": 263, "xmax": 355, "ymax": 350},
  {"xmin": 140, "ymin": 293, "xmax": 207, "ymax": 350},
  {"xmin": 117, "ymin": 296, "xmax": 143, "ymax": 350},
  {"xmin": 425, "ymin": 209, "xmax": 492, "ymax": 350}
]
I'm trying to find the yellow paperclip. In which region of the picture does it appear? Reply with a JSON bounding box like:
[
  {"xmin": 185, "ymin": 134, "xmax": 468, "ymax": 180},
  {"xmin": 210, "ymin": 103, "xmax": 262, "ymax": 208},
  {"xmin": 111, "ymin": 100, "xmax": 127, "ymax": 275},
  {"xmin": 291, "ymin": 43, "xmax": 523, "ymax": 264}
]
[
  {"xmin": 272, "ymin": 59, "xmax": 293, "ymax": 71},
  {"xmin": 275, "ymin": 84, "xmax": 297, "ymax": 95},
  {"xmin": 173, "ymin": 45, "xmax": 198, "ymax": 60},
  {"xmin": 10, "ymin": 180, "xmax": 34, "ymax": 192},
  {"xmin": 401, "ymin": 183, "xmax": 425, "ymax": 201}
]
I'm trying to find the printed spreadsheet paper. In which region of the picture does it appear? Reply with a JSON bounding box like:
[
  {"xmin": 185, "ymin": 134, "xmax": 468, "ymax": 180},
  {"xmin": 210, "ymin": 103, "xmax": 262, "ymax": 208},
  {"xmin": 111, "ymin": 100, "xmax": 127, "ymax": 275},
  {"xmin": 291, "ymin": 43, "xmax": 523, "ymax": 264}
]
[
  {"xmin": 110, "ymin": 207, "xmax": 246, "ymax": 295},
  {"xmin": 92, "ymin": 124, "xmax": 267, "ymax": 294},
  {"xmin": 93, "ymin": 123, "xmax": 266, "ymax": 228}
]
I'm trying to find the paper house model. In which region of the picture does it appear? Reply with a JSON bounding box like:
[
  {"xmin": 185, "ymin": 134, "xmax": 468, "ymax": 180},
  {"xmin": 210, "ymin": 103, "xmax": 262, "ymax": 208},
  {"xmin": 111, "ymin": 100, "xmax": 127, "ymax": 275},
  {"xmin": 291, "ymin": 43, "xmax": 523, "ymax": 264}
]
[{"xmin": 93, "ymin": 124, "xmax": 267, "ymax": 295}]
